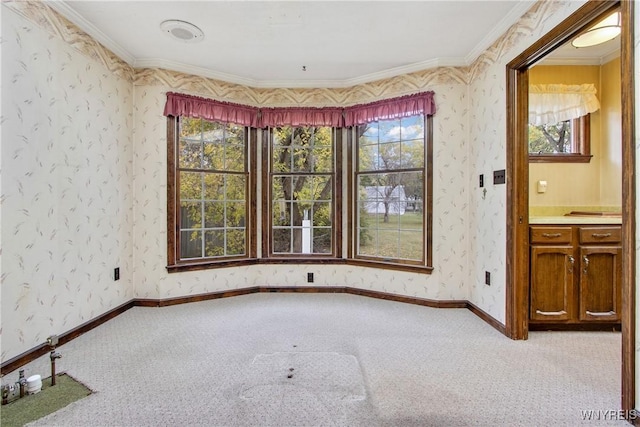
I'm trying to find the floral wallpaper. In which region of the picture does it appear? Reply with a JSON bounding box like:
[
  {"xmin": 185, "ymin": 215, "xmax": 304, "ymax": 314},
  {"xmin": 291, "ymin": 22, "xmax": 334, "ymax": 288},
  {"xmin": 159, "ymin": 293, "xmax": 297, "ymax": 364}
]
[
  {"xmin": 1, "ymin": 5, "xmax": 134, "ymax": 362},
  {"xmin": 466, "ymin": 0, "xmax": 585, "ymax": 323}
]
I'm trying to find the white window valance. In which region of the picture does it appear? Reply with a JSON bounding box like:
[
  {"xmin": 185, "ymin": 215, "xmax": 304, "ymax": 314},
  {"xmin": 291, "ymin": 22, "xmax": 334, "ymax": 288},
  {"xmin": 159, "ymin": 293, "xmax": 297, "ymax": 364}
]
[{"xmin": 529, "ymin": 83, "xmax": 600, "ymax": 126}]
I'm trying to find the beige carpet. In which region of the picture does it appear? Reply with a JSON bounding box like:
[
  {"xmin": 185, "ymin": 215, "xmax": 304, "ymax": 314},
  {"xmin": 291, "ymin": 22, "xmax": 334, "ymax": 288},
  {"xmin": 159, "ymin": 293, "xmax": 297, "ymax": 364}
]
[{"xmin": 3, "ymin": 293, "xmax": 625, "ymax": 426}]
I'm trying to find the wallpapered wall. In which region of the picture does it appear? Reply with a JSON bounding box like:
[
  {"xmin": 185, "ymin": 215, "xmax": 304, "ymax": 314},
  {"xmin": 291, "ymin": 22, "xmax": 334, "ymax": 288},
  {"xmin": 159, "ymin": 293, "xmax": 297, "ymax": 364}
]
[
  {"xmin": 132, "ymin": 83, "xmax": 470, "ymax": 301},
  {"xmin": 468, "ymin": 0, "xmax": 586, "ymax": 322},
  {"xmin": 1, "ymin": 6, "xmax": 134, "ymax": 362},
  {"xmin": 5, "ymin": 2, "xmax": 638, "ymax": 397}
]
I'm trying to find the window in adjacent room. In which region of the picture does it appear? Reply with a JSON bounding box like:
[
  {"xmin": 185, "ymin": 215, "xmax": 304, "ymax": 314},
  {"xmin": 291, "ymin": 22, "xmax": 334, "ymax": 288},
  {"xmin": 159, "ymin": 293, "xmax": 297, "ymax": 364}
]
[
  {"xmin": 528, "ymin": 83, "xmax": 598, "ymax": 163},
  {"xmin": 354, "ymin": 114, "xmax": 431, "ymax": 268},
  {"xmin": 528, "ymin": 114, "xmax": 591, "ymax": 162}
]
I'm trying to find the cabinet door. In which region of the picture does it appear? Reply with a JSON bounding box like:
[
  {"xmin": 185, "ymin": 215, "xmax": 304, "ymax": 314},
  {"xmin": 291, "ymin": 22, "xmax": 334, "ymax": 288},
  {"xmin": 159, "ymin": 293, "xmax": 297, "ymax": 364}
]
[
  {"xmin": 530, "ymin": 246, "xmax": 574, "ymax": 321},
  {"xmin": 579, "ymin": 246, "xmax": 622, "ymax": 321}
]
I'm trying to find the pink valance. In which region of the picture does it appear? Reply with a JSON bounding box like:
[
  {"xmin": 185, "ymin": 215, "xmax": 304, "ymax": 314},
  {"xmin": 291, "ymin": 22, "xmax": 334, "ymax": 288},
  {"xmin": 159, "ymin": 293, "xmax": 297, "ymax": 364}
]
[
  {"xmin": 260, "ymin": 107, "xmax": 344, "ymax": 128},
  {"xmin": 163, "ymin": 92, "xmax": 260, "ymax": 127},
  {"xmin": 343, "ymin": 92, "xmax": 436, "ymax": 126},
  {"xmin": 164, "ymin": 91, "xmax": 436, "ymax": 128}
]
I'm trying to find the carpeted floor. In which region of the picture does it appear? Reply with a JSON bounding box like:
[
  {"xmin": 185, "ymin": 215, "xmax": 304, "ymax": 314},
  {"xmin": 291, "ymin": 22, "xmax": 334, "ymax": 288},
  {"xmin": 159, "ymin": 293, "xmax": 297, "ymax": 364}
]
[{"xmin": 3, "ymin": 293, "xmax": 625, "ymax": 426}]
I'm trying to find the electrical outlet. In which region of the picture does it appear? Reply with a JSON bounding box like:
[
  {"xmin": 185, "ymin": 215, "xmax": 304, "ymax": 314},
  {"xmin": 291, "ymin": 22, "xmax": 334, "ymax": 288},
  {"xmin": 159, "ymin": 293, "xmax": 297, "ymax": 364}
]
[
  {"xmin": 485, "ymin": 271, "xmax": 491, "ymax": 286},
  {"xmin": 493, "ymin": 169, "xmax": 506, "ymax": 185},
  {"xmin": 114, "ymin": 267, "xmax": 120, "ymax": 281},
  {"xmin": 479, "ymin": 174, "xmax": 484, "ymax": 188},
  {"xmin": 307, "ymin": 273, "xmax": 314, "ymax": 283}
]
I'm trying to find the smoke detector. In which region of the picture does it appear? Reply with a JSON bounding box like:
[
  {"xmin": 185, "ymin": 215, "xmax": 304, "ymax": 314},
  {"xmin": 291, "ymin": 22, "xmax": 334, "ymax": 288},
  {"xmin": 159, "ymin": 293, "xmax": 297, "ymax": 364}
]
[{"xmin": 160, "ymin": 20, "xmax": 204, "ymax": 43}]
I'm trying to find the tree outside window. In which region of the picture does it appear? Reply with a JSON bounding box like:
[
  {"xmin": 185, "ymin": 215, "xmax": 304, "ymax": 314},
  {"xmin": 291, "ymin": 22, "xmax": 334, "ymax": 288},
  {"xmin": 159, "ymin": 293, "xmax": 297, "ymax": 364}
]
[
  {"xmin": 528, "ymin": 114, "xmax": 591, "ymax": 162},
  {"xmin": 356, "ymin": 115, "xmax": 426, "ymax": 263},
  {"xmin": 177, "ymin": 117, "xmax": 249, "ymax": 260},
  {"xmin": 269, "ymin": 126, "xmax": 335, "ymax": 255}
]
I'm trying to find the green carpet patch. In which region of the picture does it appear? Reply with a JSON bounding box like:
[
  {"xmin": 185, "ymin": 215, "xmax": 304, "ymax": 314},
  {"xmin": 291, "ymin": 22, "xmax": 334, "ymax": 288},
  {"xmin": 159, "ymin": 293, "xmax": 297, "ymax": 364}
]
[{"xmin": 1, "ymin": 373, "xmax": 92, "ymax": 427}]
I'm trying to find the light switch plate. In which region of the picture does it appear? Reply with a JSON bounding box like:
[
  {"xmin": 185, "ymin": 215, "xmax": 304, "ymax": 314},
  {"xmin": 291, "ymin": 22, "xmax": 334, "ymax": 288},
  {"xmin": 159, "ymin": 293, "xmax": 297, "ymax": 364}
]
[{"xmin": 537, "ymin": 180, "xmax": 547, "ymax": 193}]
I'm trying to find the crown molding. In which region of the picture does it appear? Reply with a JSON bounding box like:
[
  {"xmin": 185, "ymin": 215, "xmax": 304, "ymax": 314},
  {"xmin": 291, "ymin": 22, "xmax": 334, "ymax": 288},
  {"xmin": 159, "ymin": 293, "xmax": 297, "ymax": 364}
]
[
  {"xmin": 538, "ymin": 48, "xmax": 621, "ymax": 66},
  {"xmin": 44, "ymin": 0, "xmax": 521, "ymax": 88},
  {"xmin": 465, "ymin": 0, "xmax": 536, "ymax": 64},
  {"xmin": 601, "ymin": 48, "xmax": 621, "ymax": 64},
  {"xmin": 45, "ymin": 0, "xmax": 136, "ymax": 65},
  {"xmin": 135, "ymin": 57, "xmax": 467, "ymax": 89}
]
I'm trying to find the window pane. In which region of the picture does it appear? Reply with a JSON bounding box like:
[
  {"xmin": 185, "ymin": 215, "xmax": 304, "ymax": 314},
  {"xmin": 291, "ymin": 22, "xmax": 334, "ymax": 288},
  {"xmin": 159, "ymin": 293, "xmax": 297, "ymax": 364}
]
[
  {"xmin": 180, "ymin": 230, "xmax": 202, "ymax": 259},
  {"xmin": 204, "ymin": 230, "xmax": 224, "ymax": 257},
  {"xmin": 180, "ymin": 172, "xmax": 202, "ymax": 200},
  {"xmin": 201, "ymin": 121, "xmax": 224, "ymax": 144},
  {"xmin": 399, "ymin": 231, "xmax": 423, "ymax": 260},
  {"xmin": 378, "ymin": 142, "xmax": 401, "ymax": 169},
  {"xmin": 202, "ymin": 142, "xmax": 224, "ymax": 171},
  {"xmin": 379, "ymin": 118, "xmax": 401, "ymax": 143},
  {"xmin": 359, "ymin": 144, "xmax": 379, "ymax": 171},
  {"xmin": 312, "ymin": 176, "xmax": 331, "ymax": 201},
  {"xmin": 402, "ymin": 139, "xmax": 424, "ymax": 168},
  {"xmin": 273, "ymin": 147, "xmax": 291, "ymax": 172},
  {"xmin": 313, "ymin": 228, "xmax": 332, "ymax": 254},
  {"xmin": 377, "ymin": 230, "xmax": 399, "ymax": 258},
  {"xmin": 312, "ymin": 146, "xmax": 333, "ymax": 172},
  {"xmin": 203, "ymin": 202, "xmax": 224, "ymax": 228},
  {"xmin": 273, "ymin": 200, "xmax": 291, "ymax": 226},
  {"xmin": 529, "ymin": 121, "xmax": 572, "ymax": 153},
  {"xmin": 226, "ymin": 202, "xmax": 245, "ymax": 227},
  {"xmin": 180, "ymin": 202, "xmax": 202, "ymax": 229},
  {"xmin": 273, "ymin": 228, "xmax": 291, "ymax": 253},
  {"xmin": 203, "ymin": 174, "xmax": 224, "ymax": 200},
  {"xmin": 225, "ymin": 175, "xmax": 246, "ymax": 200},
  {"xmin": 358, "ymin": 226, "xmax": 377, "ymax": 256},
  {"xmin": 225, "ymin": 144, "xmax": 245, "ymax": 171},
  {"xmin": 226, "ymin": 230, "xmax": 245, "ymax": 256},
  {"xmin": 226, "ymin": 124, "xmax": 245, "ymax": 145},
  {"xmin": 401, "ymin": 115, "xmax": 424, "ymax": 139},
  {"xmin": 180, "ymin": 117, "xmax": 198, "ymax": 137},
  {"xmin": 179, "ymin": 140, "xmax": 201, "ymax": 169},
  {"xmin": 312, "ymin": 202, "xmax": 332, "ymax": 227}
]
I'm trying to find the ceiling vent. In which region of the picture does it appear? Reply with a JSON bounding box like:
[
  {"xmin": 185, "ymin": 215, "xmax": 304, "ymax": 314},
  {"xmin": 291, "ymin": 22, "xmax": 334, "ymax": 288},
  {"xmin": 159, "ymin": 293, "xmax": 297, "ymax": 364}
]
[{"xmin": 160, "ymin": 20, "xmax": 204, "ymax": 43}]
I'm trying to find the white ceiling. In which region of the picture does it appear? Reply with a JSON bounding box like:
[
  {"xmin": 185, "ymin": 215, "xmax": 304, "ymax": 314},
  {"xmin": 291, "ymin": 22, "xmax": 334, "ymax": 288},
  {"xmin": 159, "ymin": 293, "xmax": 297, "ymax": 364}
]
[
  {"xmin": 46, "ymin": 1, "xmax": 618, "ymax": 88},
  {"xmin": 47, "ymin": 0, "xmax": 533, "ymax": 87}
]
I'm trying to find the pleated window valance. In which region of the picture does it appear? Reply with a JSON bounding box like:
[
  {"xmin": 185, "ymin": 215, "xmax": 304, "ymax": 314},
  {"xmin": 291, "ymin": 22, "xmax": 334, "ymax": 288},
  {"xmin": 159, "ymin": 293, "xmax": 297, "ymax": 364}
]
[
  {"xmin": 529, "ymin": 84, "xmax": 600, "ymax": 126},
  {"xmin": 163, "ymin": 91, "xmax": 436, "ymax": 128},
  {"xmin": 343, "ymin": 92, "xmax": 436, "ymax": 126}
]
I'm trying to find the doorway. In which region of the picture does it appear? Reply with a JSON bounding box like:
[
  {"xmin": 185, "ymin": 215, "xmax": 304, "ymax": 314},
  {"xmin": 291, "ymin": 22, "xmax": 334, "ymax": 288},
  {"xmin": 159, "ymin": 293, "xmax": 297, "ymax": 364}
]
[{"xmin": 505, "ymin": 0, "xmax": 635, "ymax": 414}]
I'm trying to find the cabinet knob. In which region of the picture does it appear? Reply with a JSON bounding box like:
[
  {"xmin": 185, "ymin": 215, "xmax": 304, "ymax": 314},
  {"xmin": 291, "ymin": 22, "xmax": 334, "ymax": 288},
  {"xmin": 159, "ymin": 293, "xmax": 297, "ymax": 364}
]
[
  {"xmin": 568, "ymin": 256, "xmax": 574, "ymax": 273},
  {"xmin": 582, "ymin": 255, "xmax": 589, "ymax": 274}
]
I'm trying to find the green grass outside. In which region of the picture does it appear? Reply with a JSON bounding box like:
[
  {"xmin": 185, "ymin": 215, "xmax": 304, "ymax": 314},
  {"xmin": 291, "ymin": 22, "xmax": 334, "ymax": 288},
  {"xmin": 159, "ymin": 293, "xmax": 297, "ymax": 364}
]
[{"xmin": 359, "ymin": 212, "xmax": 424, "ymax": 260}]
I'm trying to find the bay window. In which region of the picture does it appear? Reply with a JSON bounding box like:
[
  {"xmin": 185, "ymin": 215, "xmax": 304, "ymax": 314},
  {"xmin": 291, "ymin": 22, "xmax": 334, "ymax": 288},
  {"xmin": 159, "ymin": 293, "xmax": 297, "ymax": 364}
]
[{"xmin": 165, "ymin": 91, "xmax": 434, "ymax": 273}]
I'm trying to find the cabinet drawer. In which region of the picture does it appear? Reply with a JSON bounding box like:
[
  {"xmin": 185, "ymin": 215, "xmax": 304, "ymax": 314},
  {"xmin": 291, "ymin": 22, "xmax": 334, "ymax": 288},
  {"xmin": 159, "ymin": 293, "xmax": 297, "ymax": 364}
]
[
  {"xmin": 530, "ymin": 227, "xmax": 572, "ymax": 244},
  {"xmin": 578, "ymin": 227, "xmax": 621, "ymax": 244}
]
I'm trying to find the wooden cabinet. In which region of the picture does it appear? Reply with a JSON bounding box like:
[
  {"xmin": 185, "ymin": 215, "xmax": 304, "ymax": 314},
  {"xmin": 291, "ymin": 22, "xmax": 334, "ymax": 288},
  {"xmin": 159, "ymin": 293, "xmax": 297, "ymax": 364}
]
[{"xmin": 529, "ymin": 225, "xmax": 621, "ymax": 326}]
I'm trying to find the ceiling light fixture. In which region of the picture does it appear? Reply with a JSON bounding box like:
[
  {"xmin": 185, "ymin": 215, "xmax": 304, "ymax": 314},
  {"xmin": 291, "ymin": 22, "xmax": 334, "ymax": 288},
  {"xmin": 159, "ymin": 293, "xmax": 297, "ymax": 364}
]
[
  {"xmin": 160, "ymin": 20, "xmax": 204, "ymax": 43},
  {"xmin": 571, "ymin": 11, "xmax": 621, "ymax": 48}
]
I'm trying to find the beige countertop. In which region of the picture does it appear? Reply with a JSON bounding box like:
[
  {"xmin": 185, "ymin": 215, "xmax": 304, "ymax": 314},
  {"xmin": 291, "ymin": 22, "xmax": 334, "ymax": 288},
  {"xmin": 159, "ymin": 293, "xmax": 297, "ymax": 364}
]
[{"xmin": 529, "ymin": 216, "xmax": 622, "ymax": 225}]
